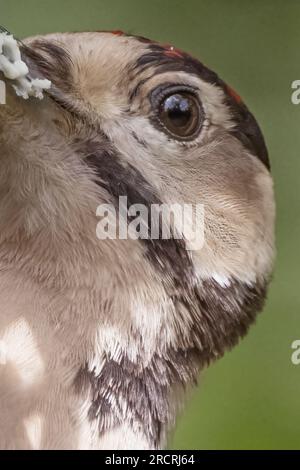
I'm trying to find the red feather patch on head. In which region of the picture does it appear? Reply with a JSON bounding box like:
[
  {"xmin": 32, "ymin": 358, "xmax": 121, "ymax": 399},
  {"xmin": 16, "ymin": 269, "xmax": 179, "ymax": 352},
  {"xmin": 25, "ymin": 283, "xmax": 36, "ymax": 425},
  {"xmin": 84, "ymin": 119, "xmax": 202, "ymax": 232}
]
[
  {"xmin": 110, "ymin": 30, "xmax": 125, "ymax": 36},
  {"xmin": 225, "ymin": 84, "xmax": 242, "ymax": 104},
  {"xmin": 162, "ymin": 44, "xmax": 184, "ymax": 59}
]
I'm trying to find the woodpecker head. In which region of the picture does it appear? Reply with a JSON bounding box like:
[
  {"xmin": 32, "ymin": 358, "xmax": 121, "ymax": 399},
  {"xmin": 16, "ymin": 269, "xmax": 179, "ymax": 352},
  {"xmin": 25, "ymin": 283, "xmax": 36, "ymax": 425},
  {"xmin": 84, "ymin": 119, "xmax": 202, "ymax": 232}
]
[{"xmin": 0, "ymin": 31, "xmax": 275, "ymax": 448}]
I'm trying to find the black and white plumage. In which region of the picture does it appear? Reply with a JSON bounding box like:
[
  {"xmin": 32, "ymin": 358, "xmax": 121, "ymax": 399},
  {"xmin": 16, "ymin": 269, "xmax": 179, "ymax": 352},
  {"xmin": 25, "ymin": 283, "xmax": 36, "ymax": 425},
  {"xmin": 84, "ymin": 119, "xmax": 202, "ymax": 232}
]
[{"xmin": 0, "ymin": 31, "xmax": 275, "ymax": 449}]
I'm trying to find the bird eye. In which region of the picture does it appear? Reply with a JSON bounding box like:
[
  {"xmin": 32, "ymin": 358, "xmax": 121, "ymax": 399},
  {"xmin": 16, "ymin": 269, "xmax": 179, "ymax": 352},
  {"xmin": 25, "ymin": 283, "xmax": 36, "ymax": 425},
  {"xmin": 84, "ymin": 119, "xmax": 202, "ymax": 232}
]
[{"xmin": 153, "ymin": 86, "xmax": 203, "ymax": 141}]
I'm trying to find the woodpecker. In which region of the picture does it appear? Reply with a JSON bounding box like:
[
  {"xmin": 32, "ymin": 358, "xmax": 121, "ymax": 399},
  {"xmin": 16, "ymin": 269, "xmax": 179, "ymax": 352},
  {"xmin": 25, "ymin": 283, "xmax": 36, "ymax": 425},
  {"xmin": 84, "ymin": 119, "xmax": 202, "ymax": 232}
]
[{"xmin": 0, "ymin": 31, "xmax": 275, "ymax": 450}]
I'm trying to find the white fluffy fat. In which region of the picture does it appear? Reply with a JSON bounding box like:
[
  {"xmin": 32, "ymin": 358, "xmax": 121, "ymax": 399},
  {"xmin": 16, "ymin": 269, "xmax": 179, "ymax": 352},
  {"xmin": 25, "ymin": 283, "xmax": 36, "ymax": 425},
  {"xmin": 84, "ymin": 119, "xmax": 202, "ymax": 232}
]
[{"xmin": 0, "ymin": 32, "xmax": 51, "ymax": 99}]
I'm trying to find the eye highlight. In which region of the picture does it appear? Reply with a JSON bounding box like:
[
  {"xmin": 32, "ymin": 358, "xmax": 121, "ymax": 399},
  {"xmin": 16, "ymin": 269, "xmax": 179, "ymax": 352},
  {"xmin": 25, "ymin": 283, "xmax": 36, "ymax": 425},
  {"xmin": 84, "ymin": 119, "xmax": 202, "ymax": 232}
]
[{"xmin": 151, "ymin": 85, "xmax": 204, "ymax": 141}]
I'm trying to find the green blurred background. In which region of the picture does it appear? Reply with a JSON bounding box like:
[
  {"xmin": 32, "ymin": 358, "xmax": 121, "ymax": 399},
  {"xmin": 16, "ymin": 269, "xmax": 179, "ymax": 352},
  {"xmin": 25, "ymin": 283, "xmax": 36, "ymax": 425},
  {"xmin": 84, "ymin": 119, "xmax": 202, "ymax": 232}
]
[{"xmin": 1, "ymin": 0, "xmax": 299, "ymax": 450}]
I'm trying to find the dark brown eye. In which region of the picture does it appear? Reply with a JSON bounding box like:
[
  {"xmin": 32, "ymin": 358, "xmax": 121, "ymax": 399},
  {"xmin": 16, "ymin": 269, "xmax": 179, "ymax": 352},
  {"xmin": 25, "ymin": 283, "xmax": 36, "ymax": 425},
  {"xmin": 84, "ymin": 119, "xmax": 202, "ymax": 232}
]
[{"xmin": 157, "ymin": 90, "xmax": 203, "ymax": 140}]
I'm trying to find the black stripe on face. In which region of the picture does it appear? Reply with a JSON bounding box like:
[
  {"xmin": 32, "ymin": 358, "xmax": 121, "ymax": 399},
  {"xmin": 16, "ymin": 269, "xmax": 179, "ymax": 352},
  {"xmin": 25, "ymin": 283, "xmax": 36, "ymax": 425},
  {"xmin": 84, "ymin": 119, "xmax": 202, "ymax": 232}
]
[
  {"xmin": 74, "ymin": 357, "xmax": 168, "ymax": 447},
  {"xmin": 73, "ymin": 277, "xmax": 268, "ymax": 445},
  {"xmin": 180, "ymin": 278, "xmax": 268, "ymax": 358},
  {"xmin": 79, "ymin": 138, "xmax": 194, "ymax": 287},
  {"xmin": 133, "ymin": 43, "xmax": 270, "ymax": 169},
  {"xmin": 74, "ymin": 348, "xmax": 205, "ymax": 447},
  {"xmin": 21, "ymin": 40, "xmax": 73, "ymax": 93},
  {"xmin": 20, "ymin": 40, "xmax": 84, "ymax": 119}
]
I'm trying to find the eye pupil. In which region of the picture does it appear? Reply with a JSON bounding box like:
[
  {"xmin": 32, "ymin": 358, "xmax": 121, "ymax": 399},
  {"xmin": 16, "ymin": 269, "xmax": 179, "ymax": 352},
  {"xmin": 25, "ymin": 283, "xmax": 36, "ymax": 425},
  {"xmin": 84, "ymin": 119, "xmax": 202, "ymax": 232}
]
[
  {"xmin": 157, "ymin": 90, "xmax": 202, "ymax": 140},
  {"xmin": 163, "ymin": 94, "xmax": 192, "ymax": 128}
]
